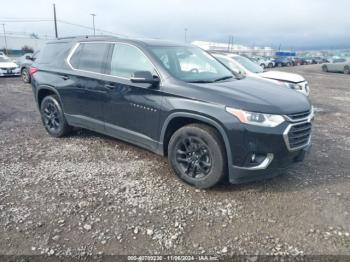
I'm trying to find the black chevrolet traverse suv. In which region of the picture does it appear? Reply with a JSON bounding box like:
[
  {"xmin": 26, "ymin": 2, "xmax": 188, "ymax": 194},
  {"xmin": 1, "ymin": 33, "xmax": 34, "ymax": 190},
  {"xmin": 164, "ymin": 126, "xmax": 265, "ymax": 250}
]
[{"xmin": 30, "ymin": 36, "xmax": 313, "ymax": 188}]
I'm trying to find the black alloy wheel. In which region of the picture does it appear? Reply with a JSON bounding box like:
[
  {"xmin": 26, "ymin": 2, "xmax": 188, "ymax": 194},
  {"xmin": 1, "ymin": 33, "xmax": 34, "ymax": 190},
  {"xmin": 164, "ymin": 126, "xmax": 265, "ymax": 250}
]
[
  {"xmin": 175, "ymin": 136, "xmax": 212, "ymax": 179},
  {"xmin": 168, "ymin": 124, "xmax": 226, "ymax": 188},
  {"xmin": 40, "ymin": 95, "xmax": 72, "ymax": 137}
]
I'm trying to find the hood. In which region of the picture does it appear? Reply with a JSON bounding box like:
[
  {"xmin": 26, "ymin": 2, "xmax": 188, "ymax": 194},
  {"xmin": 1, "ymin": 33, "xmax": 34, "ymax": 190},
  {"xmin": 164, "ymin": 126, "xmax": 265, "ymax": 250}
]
[
  {"xmin": 0, "ymin": 62, "xmax": 19, "ymax": 68},
  {"xmin": 182, "ymin": 77, "xmax": 311, "ymax": 115},
  {"xmin": 258, "ymin": 71, "xmax": 305, "ymax": 83}
]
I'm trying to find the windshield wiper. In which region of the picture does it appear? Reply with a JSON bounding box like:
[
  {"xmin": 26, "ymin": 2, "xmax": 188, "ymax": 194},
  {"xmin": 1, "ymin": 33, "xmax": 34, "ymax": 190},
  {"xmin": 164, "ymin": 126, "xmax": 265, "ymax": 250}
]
[{"xmin": 212, "ymin": 76, "xmax": 234, "ymax": 82}]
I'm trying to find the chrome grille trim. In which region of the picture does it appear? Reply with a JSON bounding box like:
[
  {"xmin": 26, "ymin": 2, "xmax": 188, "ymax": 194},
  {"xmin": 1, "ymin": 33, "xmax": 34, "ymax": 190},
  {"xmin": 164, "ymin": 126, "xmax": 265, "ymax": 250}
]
[{"xmin": 283, "ymin": 120, "xmax": 312, "ymax": 151}]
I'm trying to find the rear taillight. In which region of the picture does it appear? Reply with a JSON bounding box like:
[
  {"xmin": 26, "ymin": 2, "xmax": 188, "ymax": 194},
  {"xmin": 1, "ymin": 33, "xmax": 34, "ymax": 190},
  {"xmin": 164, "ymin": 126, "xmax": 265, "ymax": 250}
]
[{"xmin": 29, "ymin": 67, "xmax": 38, "ymax": 76}]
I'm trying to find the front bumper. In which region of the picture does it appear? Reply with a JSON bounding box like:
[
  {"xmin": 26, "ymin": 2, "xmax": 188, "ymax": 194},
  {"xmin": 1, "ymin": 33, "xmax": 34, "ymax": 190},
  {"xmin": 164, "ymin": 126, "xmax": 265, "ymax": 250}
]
[
  {"xmin": 226, "ymin": 116, "xmax": 313, "ymax": 184},
  {"xmin": 0, "ymin": 69, "xmax": 20, "ymax": 76},
  {"xmin": 229, "ymin": 145, "xmax": 310, "ymax": 184}
]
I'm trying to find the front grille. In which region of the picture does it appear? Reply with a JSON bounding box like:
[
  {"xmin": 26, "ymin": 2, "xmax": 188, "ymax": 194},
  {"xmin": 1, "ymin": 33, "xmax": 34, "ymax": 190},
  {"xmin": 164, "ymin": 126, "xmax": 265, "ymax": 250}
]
[
  {"xmin": 1, "ymin": 67, "xmax": 16, "ymax": 71},
  {"xmin": 286, "ymin": 110, "xmax": 311, "ymax": 121},
  {"xmin": 287, "ymin": 122, "xmax": 312, "ymax": 150}
]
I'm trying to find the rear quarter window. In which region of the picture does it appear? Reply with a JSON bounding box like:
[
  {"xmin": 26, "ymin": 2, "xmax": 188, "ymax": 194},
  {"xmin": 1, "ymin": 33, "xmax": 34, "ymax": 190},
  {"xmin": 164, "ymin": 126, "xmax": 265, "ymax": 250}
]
[
  {"xmin": 69, "ymin": 43, "xmax": 110, "ymax": 73},
  {"xmin": 36, "ymin": 42, "xmax": 70, "ymax": 65}
]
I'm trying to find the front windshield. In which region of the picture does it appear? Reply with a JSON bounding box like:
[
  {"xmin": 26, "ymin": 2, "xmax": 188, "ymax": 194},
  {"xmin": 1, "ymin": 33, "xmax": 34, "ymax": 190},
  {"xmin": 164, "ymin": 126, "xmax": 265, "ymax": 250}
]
[
  {"xmin": 232, "ymin": 56, "xmax": 264, "ymax": 74},
  {"xmin": 150, "ymin": 46, "xmax": 235, "ymax": 83},
  {"xmin": 0, "ymin": 57, "xmax": 10, "ymax": 62}
]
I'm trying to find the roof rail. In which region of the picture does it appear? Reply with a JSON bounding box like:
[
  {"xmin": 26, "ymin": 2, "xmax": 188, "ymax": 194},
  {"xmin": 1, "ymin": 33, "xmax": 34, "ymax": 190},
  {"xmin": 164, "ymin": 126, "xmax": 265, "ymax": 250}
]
[{"xmin": 56, "ymin": 35, "xmax": 114, "ymax": 40}]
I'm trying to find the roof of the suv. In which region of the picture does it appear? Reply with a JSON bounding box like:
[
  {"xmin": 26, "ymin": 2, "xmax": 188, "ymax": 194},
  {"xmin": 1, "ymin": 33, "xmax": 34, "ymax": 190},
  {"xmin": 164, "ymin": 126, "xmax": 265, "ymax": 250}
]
[{"xmin": 48, "ymin": 35, "xmax": 191, "ymax": 47}]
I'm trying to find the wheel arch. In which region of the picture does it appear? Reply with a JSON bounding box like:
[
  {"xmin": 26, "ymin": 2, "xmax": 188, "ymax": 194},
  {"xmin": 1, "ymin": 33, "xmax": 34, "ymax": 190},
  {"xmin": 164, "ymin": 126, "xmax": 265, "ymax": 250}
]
[
  {"xmin": 160, "ymin": 112, "xmax": 233, "ymax": 172},
  {"xmin": 36, "ymin": 85, "xmax": 63, "ymax": 108}
]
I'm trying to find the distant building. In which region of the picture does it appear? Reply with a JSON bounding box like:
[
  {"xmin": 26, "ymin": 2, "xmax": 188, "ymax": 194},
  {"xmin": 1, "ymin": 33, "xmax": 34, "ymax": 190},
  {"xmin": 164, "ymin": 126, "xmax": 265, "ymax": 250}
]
[
  {"xmin": 192, "ymin": 40, "xmax": 275, "ymax": 57},
  {"xmin": 0, "ymin": 35, "xmax": 47, "ymax": 55}
]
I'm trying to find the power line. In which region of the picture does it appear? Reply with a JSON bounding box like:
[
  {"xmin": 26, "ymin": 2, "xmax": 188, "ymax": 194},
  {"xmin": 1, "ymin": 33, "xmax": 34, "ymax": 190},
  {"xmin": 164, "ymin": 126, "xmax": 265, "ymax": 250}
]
[
  {"xmin": 57, "ymin": 20, "xmax": 128, "ymax": 37},
  {"xmin": 0, "ymin": 19, "xmax": 52, "ymax": 23},
  {"xmin": 0, "ymin": 18, "xmax": 129, "ymax": 38}
]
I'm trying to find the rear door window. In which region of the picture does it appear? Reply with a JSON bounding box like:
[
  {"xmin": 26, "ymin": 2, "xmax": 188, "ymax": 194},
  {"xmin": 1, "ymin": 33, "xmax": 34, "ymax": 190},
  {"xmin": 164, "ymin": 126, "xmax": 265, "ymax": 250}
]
[{"xmin": 70, "ymin": 43, "xmax": 110, "ymax": 73}]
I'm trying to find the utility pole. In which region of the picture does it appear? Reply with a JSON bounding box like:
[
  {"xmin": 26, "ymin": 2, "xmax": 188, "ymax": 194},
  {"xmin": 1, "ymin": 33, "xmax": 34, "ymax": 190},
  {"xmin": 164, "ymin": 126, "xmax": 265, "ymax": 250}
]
[
  {"xmin": 184, "ymin": 28, "xmax": 188, "ymax": 43},
  {"xmin": 53, "ymin": 4, "xmax": 58, "ymax": 38},
  {"xmin": 90, "ymin": 14, "xmax": 96, "ymax": 36},
  {"xmin": 1, "ymin": 24, "xmax": 8, "ymax": 55}
]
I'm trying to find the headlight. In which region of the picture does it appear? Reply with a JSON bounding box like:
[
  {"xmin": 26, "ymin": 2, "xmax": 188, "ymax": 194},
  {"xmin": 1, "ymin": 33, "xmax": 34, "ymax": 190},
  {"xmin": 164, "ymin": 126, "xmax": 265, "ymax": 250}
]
[
  {"xmin": 226, "ymin": 107, "xmax": 285, "ymax": 127},
  {"xmin": 286, "ymin": 82, "xmax": 303, "ymax": 91}
]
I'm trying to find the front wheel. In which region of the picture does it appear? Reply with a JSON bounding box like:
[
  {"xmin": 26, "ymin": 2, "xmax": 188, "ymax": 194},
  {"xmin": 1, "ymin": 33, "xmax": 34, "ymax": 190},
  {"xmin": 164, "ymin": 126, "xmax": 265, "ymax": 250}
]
[
  {"xmin": 168, "ymin": 124, "xmax": 226, "ymax": 188},
  {"xmin": 260, "ymin": 64, "xmax": 265, "ymax": 69},
  {"xmin": 40, "ymin": 95, "xmax": 72, "ymax": 137},
  {"xmin": 344, "ymin": 66, "xmax": 350, "ymax": 74},
  {"xmin": 322, "ymin": 65, "xmax": 328, "ymax": 72}
]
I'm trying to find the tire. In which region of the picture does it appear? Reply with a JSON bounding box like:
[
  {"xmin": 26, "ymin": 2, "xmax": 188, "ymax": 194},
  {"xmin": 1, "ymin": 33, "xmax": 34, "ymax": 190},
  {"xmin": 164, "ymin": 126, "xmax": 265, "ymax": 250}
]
[
  {"xmin": 286, "ymin": 62, "xmax": 291, "ymax": 67},
  {"xmin": 268, "ymin": 63, "xmax": 273, "ymax": 68},
  {"xmin": 322, "ymin": 65, "xmax": 328, "ymax": 72},
  {"xmin": 21, "ymin": 68, "xmax": 30, "ymax": 83},
  {"xmin": 168, "ymin": 123, "xmax": 226, "ymax": 189},
  {"xmin": 344, "ymin": 66, "xmax": 350, "ymax": 74},
  {"xmin": 40, "ymin": 95, "xmax": 72, "ymax": 137},
  {"xmin": 260, "ymin": 64, "xmax": 265, "ymax": 69},
  {"xmin": 277, "ymin": 62, "xmax": 282, "ymax": 67}
]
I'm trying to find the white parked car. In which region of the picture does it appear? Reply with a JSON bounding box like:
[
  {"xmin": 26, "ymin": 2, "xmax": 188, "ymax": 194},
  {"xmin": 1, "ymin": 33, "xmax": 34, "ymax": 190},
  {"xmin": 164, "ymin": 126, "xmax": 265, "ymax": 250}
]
[
  {"xmin": 0, "ymin": 56, "xmax": 21, "ymax": 77},
  {"xmin": 252, "ymin": 56, "xmax": 275, "ymax": 68},
  {"xmin": 211, "ymin": 52, "xmax": 310, "ymax": 96},
  {"xmin": 322, "ymin": 58, "xmax": 350, "ymax": 74},
  {"xmin": 0, "ymin": 51, "xmax": 8, "ymax": 58}
]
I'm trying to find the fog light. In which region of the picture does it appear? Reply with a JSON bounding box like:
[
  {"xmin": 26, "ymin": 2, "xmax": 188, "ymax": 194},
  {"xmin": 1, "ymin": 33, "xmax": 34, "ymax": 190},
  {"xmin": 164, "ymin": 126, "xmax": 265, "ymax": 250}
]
[{"xmin": 249, "ymin": 153, "xmax": 268, "ymax": 165}]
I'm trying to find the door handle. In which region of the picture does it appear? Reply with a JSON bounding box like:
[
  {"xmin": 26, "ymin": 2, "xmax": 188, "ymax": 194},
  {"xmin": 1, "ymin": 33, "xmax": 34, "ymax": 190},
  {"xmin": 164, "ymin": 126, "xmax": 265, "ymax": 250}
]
[
  {"xmin": 61, "ymin": 75, "xmax": 69, "ymax": 80},
  {"xmin": 104, "ymin": 83, "xmax": 115, "ymax": 90}
]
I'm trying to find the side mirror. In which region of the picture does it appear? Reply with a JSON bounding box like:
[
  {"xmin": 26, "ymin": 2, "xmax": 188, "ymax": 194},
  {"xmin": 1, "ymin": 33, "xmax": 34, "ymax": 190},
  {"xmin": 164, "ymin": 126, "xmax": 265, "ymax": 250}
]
[
  {"xmin": 25, "ymin": 55, "xmax": 33, "ymax": 60},
  {"xmin": 232, "ymin": 68, "xmax": 244, "ymax": 76},
  {"xmin": 130, "ymin": 71, "xmax": 160, "ymax": 86}
]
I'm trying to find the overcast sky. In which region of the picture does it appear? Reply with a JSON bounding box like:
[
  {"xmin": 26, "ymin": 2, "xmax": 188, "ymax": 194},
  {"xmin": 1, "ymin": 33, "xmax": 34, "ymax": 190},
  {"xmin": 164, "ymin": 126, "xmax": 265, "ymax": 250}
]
[{"xmin": 1, "ymin": 0, "xmax": 349, "ymax": 50}]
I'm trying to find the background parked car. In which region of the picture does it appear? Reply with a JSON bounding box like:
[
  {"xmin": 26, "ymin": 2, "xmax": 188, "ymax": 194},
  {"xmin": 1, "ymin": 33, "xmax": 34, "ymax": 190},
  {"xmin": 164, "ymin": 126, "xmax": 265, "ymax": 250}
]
[
  {"xmin": 311, "ymin": 57, "xmax": 325, "ymax": 64},
  {"xmin": 274, "ymin": 57, "xmax": 293, "ymax": 67},
  {"xmin": 212, "ymin": 52, "xmax": 310, "ymax": 96},
  {"xmin": 251, "ymin": 56, "xmax": 275, "ymax": 68},
  {"xmin": 19, "ymin": 50, "xmax": 40, "ymax": 83},
  {"xmin": 291, "ymin": 57, "xmax": 303, "ymax": 66},
  {"xmin": 322, "ymin": 58, "xmax": 350, "ymax": 74},
  {"xmin": 0, "ymin": 51, "xmax": 9, "ymax": 59},
  {"xmin": 0, "ymin": 56, "xmax": 21, "ymax": 77}
]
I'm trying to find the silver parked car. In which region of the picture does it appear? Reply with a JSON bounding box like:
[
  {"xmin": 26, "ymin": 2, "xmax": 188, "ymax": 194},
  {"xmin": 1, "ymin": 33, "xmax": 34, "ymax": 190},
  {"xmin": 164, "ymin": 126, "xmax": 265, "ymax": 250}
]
[{"xmin": 322, "ymin": 58, "xmax": 350, "ymax": 74}]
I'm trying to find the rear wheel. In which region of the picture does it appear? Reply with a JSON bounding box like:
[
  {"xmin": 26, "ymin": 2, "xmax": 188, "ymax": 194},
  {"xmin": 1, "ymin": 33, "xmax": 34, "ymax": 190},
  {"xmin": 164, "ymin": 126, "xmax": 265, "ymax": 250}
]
[
  {"xmin": 40, "ymin": 95, "xmax": 72, "ymax": 137},
  {"xmin": 322, "ymin": 65, "xmax": 328, "ymax": 72},
  {"xmin": 277, "ymin": 62, "xmax": 282, "ymax": 67},
  {"xmin": 344, "ymin": 66, "xmax": 350, "ymax": 74},
  {"xmin": 168, "ymin": 124, "xmax": 226, "ymax": 188},
  {"xmin": 268, "ymin": 63, "xmax": 273, "ymax": 68},
  {"xmin": 21, "ymin": 68, "xmax": 30, "ymax": 83},
  {"xmin": 260, "ymin": 64, "xmax": 265, "ymax": 69}
]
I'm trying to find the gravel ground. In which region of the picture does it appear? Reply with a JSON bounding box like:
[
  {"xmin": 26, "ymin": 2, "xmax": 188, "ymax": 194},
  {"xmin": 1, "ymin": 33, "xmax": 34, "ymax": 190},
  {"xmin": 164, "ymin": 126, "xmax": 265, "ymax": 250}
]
[{"xmin": 0, "ymin": 65, "xmax": 349, "ymax": 258}]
